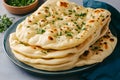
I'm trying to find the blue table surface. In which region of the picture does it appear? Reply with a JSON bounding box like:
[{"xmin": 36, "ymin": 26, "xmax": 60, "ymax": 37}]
[{"xmin": 0, "ymin": 0, "xmax": 120, "ymax": 80}]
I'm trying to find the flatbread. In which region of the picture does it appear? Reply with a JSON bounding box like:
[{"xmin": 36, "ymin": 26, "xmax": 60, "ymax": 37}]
[
  {"xmin": 15, "ymin": 0, "xmax": 111, "ymax": 50},
  {"xmin": 9, "ymin": 29, "xmax": 117, "ymax": 71},
  {"xmin": 9, "ymin": 19, "xmax": 109, "ymax": 59},
  {"xmin": 76, "ymin": 30, "xmax": 117, "ymax": 66},
  {"xmin": 8, "ymin": 0, "xmax": 117, "ymax": 71}
]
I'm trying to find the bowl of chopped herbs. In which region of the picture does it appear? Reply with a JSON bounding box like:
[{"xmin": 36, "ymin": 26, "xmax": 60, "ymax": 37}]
[{"xmin": 3, "ymin": 0, "xmax": 38, "ymax": 15}]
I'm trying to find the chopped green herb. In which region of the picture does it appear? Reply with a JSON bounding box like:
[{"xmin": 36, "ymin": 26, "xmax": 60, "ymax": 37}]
[
  {"xmin": 65, "ymin": 31, "xmax": 73, "ymax": 37},
  {"xmin": 75, "ymin": 28, "xmax": 78, "ymax": 31},
  {"xmin": 82, "ymin": 27, "xmax": 87, "ymax": 30},
  {"xmin": 100, "ymin": 14, "xmax": 104, "ymax": 17},
  {"xmin": 65, "ymin": 23, "xmax": 68, "ymax": 25},
  {"xmin": 68, "ymin": 10, "xmax": 72, "ymax": 12},
  {"xmin": 57, "ymin": 32, "xmax": 62, "ymax": 36},
  {"xmin": 27, "ymin": 26, "xmax": 30, "ymax": 28},
  {"xmin": 91, "ymin": 46, "xmax": 100, "ymax": 51},
  {"xmin": 81, "ymin": 22, "xmax": 86, "ymax": 27},
  {"xmin": 52, "ymin": 20, "xmax": 55, "ymax": 24},
  {"xmin": 75, "ymin": 13, "xmax": 87, "ymax": 18},
  {"xmin": 74, "ymin": 22, "xmax": 81, "ymax": 29},
  {"xmin": 77, "ymin": 25, "xmax": 81, "ymax": 29},
  {"xmin": 74, "ymin": 22, "xmax": 77, "ymax": 24},
  {"xmin": 73, "ymin": 10, "xmax": 76, "ymax": 13},
  {"xmin": 91, "ymin": 14, "xmax": 95, "ymax": 18},
  {"xmin": 6, "ymin": 0, "xmax": 35, "ymax": 7},
  {"xmin": 55, "ymin": 12, "xmax": 58, "ymax": 15},
  {"xmin": 68, "ymin": 10, "xmax": 76, "ymax": 13},
  {"xmin": 41, "ymin": 50, "xmax": 48, "ymax": 54},
  {"xmin": 76, "ymin": 37, "xmax": 80, "ymax": 39},
  {"xmin": 45, "ymin": 15, "xmax": 49, "ymax": 17},
  {"xmin": 0, "ymin": 14, "xmax": 13, "ymax": 33},
  {"xmin": 34, "ymin": 22, "xmax": 38, "ymax": 24},
  {"xmin": 57, "ymin": 18, "xmax": 63, "ymax": 20},
  {"xmin": 69, "ymin": 13, "xmax": 72, "ymax": 15},
  {"xmin": 82, "ymin": 22, "xmax": 86, "ymax": 25},
  {"xmin": 79, "ymin": 13, "xmax": 87, "ymax": 17},
  {"xmin": 44, "ymin": 6, "xmax": 49, "ymax": 9},
  {"xmin": 36, "ymin": 28, "xmax": 46, "ymax": 34}
]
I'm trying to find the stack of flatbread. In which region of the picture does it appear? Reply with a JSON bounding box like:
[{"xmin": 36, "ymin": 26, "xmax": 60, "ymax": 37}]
[{"xmin": 9, "ymin": 0, "xmax": 117, "ymax": 71}]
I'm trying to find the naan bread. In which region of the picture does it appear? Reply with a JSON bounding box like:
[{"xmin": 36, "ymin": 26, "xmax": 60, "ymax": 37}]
[
  {"xmin": 15, "ymin": 0, "xmax": 111, "ymax": 50},
  {"xmin": 9, "ymin": 0, "xmax": 117, "ymax": 71},
  {"xmin": 10, "ymin": 30, "xmax": 117, "ymax": 71},
  {"xmin": 9, "ymin": 19, "xmax": 109, "ymax": 59},
  {"xmin": 76, "ymin": 30, "xmax": 117, "ymax": 66}
]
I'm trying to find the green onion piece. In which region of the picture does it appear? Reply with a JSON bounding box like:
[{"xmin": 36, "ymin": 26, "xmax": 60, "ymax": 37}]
[{"xmin": 36, "ymin": 28, "xmax": 46, "ymax": 34}]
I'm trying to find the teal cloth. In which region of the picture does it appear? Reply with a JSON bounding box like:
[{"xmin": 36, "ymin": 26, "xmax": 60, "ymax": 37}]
[{"xmin": 79, "ymin": 0, "xmax": 120, "ymax": 80}]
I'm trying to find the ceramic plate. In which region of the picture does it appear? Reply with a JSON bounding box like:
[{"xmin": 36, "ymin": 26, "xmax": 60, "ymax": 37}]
[{"xmin": 3, "ymin": 0, "xmax": 120, "ymax": 75}]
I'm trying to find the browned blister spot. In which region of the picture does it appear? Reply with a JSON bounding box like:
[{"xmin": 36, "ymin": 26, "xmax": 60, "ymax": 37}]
[
  {"xmin": 41, "ymin": 20, "xmax": 45, "ymax": 22},
  {"xmin": 100, "ymin": 43, "xmax": 102, "ymax": 45},
  {"xmin": 60, "ymin": 28, "xmax": 63, "ymax": 31},
  {"xmin": 31, "ymin": 46, "xmax": 37, "ymax": 49},
  {"xmin": 107, "ymin": 31, "xmax": 110, "ymax": 34},
  {"xmin": 38, "ymin": 12, "xmax": 41, "ymax": 14},
  {"xmin": 106, "ymin": 15, "xmax": 109, "ymax": 18},
  {"xmin": 100, "ymin": 22, "xmax": 103, "ymax": 25},
  {"xmin": 89, "ymin": 20, "xmax": 95, "ymax": 23},
  {"xmin": 99, "ymin": 49, "xmax": 103, "ymax": 52},
  {"xmin": 50, "ymin": 30, "xmax": 54, "ymax": 33},
  {"xmin": 77, "ymin": 7, "xmax": 80, "ymax": 10},
  {"xmin": 68, "ymin": 15, "xmax": 71, "ymax": 17},
  {"xmin": 96, "ymin": 52, "xmax": 98, "ymax": 54},
  {"xmin": 103, "ymin": 35, "xmax": 110, "ymax": 38},
  {"xmin": 28, "ymin": 20, "xmax": 32, "ymax": 23},
  {"xmin": 81, "ymin": 35, "xmax": 83, "ymax": 37},
  {"xmin": 102, "ymin": 19, "xmax": 105, "ymax": 22},
  {"xmin": 104, "ymin": 42, "xmax": 108, "ymax": 49},
  {"xmin": 90, "ymin": 45, "xmax": 92, "ymax": 48},
  {"xmin": 52, "ymin": 16, "xmax": 55, "ymax": 18},
  {"xmin": 60, "ymin": 2, "xmax": 68, "ymax": 7},
  {"xmin": 45, "ymin": 10, "xmax": 48, "ymax": 13},
  {"xmin": 83, "ymin": 50, "xmax": 89, "ymax": 56},
  {"xmin": 28, "ymin": 32, "xmax": 30, "ymax": 34},
  {"xmin": 94, "ymin": 10, "xmax": 101, "ymax": 13},
  {"xmin": 53, "ymin": 29, "xmax": 57, "ymax": 31},
  {"xmin": 48, "ymin": 36, "xmax": 54, "ymax": 40},
  {"xmin": 100, "ymin": 9, "xmax": 104, "ymax": 12},
  {"xmin": 110, "ymin": 38, "xmax": 114, "ymax": 42}
]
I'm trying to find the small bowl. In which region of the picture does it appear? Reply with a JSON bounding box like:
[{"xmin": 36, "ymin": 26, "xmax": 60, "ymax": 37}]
[{"xmin": 3, "ymin": 0, "xmax": 39, "ymax": 15}]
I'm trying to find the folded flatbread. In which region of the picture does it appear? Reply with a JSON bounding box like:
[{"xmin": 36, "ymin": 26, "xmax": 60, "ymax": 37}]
[
  {"xmin": 9, "ymin": 0, "xmax": 117, "ymax": 71},
  {"xmin": 10, "ymin": 30, "xmax": 117, "ymax": 71},
  {"xmin": 15, "ymin": 0, "xmax": 111, "ymax": 50}
]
